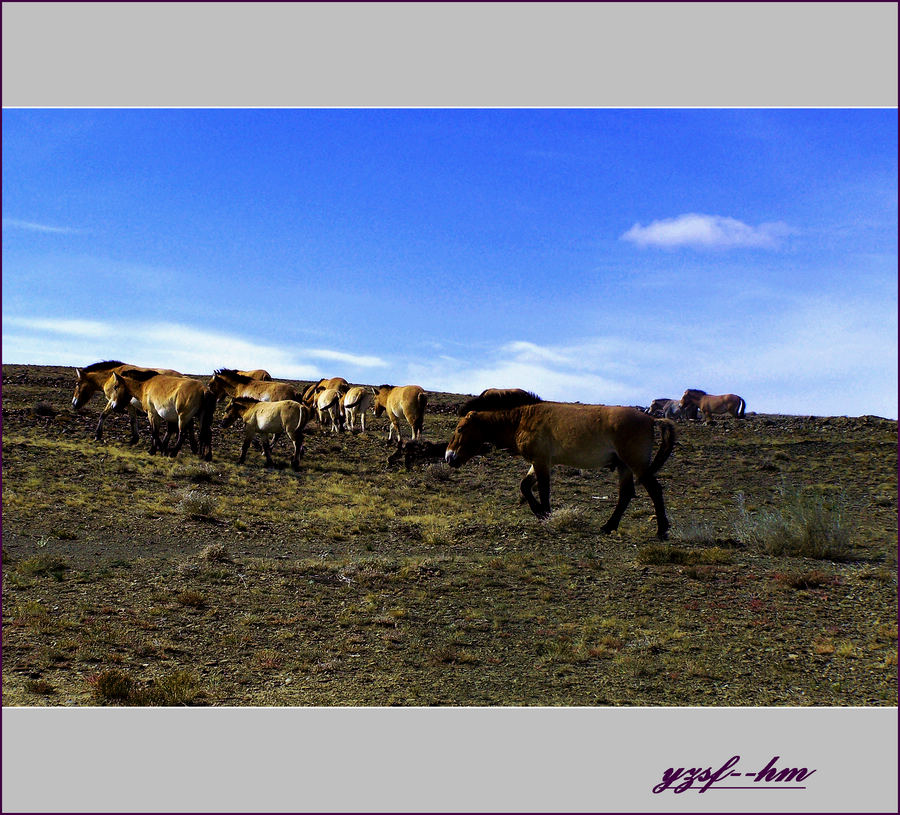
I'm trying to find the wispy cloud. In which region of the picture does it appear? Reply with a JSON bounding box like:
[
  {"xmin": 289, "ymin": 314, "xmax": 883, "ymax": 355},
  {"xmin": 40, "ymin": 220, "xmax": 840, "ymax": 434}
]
[
  {"xmin": 306, "ymin": 348, "xmax": 388, "ymax": 368},
  {"xmin": 2, "ymin": 218, "xmax": 83, "ymax": 235},
  {"xmin": 1, "ymin": 317, "xmax": 387, "ymax": 381},
  {"xmin": 622, "ymin": 213, "xmax": 794, "ymax": 250}
]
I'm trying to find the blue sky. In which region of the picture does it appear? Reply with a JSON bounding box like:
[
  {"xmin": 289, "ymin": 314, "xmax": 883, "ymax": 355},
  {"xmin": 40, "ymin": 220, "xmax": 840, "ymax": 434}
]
[{"xmin": 2, "ymin": 108, "xmax": 897, "ymax": 417}]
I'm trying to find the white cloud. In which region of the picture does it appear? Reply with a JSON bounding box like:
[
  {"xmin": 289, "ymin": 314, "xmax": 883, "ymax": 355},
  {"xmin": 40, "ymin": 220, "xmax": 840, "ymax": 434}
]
[
  {"xmin": 2, "ymin": 218, "xmax": 83, "ymax": 235},
  {"xmin": 0, "ymin": 317, "xmax": 386, "ymax": 382},
  {"xmin": 306, "ymin": 348, "xmax": 388, "ymax": 368},
  {"xmin": 622, "ymin": 213, "xmax": 794, "ymax": 249}
]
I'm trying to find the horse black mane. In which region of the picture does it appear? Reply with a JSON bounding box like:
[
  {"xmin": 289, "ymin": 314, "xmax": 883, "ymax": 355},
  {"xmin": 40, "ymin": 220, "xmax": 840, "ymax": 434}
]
[
  {"xmin": 215, "ymin": 368, "xmax": 253, "ymax": 384},
  {"xmin": 81, "ymin": 360, "xmax": 126, "ymax": 373},
  {"xmin": 457, "ymin": 388, "xmax": 542, "ymax": 416},
  {"xmin": 120, "ymin": 368, "xmax": 161, "ymax": 382}
]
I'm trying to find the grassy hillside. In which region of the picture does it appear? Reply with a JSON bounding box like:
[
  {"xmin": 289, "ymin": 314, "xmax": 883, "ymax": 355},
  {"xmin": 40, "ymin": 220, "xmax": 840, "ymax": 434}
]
[{"xmin": 2, "ymin": 364, "xmax": 896, "ymax": 705}]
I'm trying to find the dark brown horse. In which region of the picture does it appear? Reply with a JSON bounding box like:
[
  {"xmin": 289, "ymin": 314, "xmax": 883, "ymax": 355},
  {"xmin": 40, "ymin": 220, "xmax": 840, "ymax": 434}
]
[
  {"xmin": 446, "ymin": 392, "xmax": 676, "ymax": 540},
  {"xmin": 457, "ymin": 388, "xmax": 539, "ymax": 416},
  {"xmin": 680, "ymin": 388, "xmax": 746, "ymax": 420}
]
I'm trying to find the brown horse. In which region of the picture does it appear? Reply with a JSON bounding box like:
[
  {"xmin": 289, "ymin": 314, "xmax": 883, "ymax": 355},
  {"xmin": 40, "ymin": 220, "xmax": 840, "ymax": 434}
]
[
  {"xmin": 341, "ymin": 386, "xmax": 374, "ymax": 432},
  {"xmin": 222, "ymin": 397, "xmax": 309, "ymax": 470},
  {"xmin": 373, "ymin": 385, "xmax": 428, "ymax": 441},
  {"xmin": 680, "ymin": 388, "xmax": 746, "ymax": 420},
  {"xmin": 71, "ymin": 360, "xmax": 182, "ymax": 443},
  {"xmin": 208, "ymin": 369, "xmax": 298, "ymax": 403},
  {"xmin": 445, "ymin": 392, "xmax": 676, "ymax": 540},
  {"xmin": 236, "ymin": 369, "xmax": 272, "ymax": 381},
  {"xmin": 105, "ymin": 370, "xmax": 215, "ymax": 460}
]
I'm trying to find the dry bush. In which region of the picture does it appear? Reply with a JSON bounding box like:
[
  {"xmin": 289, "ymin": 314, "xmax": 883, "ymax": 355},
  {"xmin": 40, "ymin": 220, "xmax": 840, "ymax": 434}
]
[{"xmin": 733, "ymin": 483, "xmax": 857, "ymax": 560}]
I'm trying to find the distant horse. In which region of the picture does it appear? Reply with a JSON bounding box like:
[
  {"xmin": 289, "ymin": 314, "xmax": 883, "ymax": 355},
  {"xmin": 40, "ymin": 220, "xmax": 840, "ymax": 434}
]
[
  {"xmin": 316, "ymin": 388, "xmax": 345, "ymax": 433},
  {"xmin": 457, "ymin": 388, "xmax": 538, "ymax": 417},
  {"xmin": 301, "ymin": 377, "xmax": 350, "ymax": 407},
  {"xmin": 341, "ymin": 386, "xmax": 374, "ymax": 433},
  {"xmin": 373, "ymin": 385, "xmax": 428, "ymax": 441},
  {"xmin": 446, "ymin": 392, "xmax": 677, "ymax": 540},
  {"xmin": 71, "ymin": 360, "xmax": 182, "ymax": 443},
  {"xmin": 105, "ymin": 370, "xmax": 215, "ymax": 460},
  {"xmin": 208, "ymin": 369, "xmax": 298, "ymax": 403},
  {"xmin": 681, "ymin": 388, "xmax": 746, "ymax": 420},
  {"xmin": 650, "ymin": 399, "xmax": 697, "ymax": 421},
  {"xmin": 648, "ymin": 398, "xmax": 674, "ymax": 417},
  {"xmin": 222, "ymin": 397, "xmax": 309, "ymax": 470},
  {"xmin": 236, "ymin": 369, "xmax": 272, "ymax": 381}
]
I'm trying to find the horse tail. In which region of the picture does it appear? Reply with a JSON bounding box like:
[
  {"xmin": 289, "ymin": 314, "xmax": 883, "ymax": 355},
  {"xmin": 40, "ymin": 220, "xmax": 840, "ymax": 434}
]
[
  {"xmin": 648, "ymin": 418, "xmax": 677, "ymax": 475},
  {"xmin": 199, "ymin": 388, "xmax": 216, "ymax": 459},
  {"xmin": 737, "ymin": 396, "xmax": 746, "ymax": 418},
  {"xmin": 414, "ymin": 392, "xmax": 428, "ymax": 435}
]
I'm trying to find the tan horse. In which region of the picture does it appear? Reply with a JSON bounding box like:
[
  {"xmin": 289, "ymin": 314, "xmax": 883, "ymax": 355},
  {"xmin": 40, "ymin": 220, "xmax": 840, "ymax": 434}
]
[
  {"xmin": 445, "ymin": 392, "xmax": 676, "ymax": 540},
  {"xmin": 105, "ymin": 370, "xmax": 215, "ymax": 460},
  {"xmin": 222, "ymin": 397, "xmax": 309, "ymax": 470},
  {"xmin": 680, "ymin": 388, "xmax": 746, "ymax": 420},
  {"xmin": 72, "ymin": 360, "xmax": 181, "ymax": 443},
  {"xmin": 316, "ymin": 388, "xmax": 345, "ymax": 433},
  {"xmin": 301, "ymin": 377, "xmax": 349, "ymax": 408},
  {"xmin": 236, "ymin": 369, "xmax": 272, "ymax": 381},
  {"xmin": 208, "ymin": 369, "xmax": 297, "ymax": 403},
  {"xmin": 341, "ymin": 386, "xmax": 374, "ymax": 432},
  {"xmin": 373, "ymin": 385, "xmax": 428, "ymax": 441}
]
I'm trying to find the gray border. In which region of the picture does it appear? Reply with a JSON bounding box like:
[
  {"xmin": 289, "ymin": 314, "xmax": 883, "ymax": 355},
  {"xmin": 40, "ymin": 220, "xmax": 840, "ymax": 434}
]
[
  {"xmin": 2, "ymin": 2, "xmax": 898, "ymax": 107},
  {"xmin": 2, "ymin": 2, "xmax": 897, "ymax": 813}
]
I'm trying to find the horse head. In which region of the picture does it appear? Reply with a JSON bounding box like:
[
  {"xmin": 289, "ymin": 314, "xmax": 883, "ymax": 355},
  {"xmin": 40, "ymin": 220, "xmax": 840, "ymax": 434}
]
[
  {"xmin": 71, "ymin": 368, "xmax": 97, "ymax": 410},
  {"xmin": 105, "ymin": 372, "xmax": 134, "ymax": 413},
  {"xmin": 445, "ymin": 411, "xmax": 489, "ymax": 468}
]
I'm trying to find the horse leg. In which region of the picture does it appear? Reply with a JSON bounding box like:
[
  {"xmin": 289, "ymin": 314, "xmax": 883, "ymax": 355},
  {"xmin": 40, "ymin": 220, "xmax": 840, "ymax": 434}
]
[
  {"xmin": 638, "ymin": 472, "xmax": 670, "ymax": 541},
  {"xmin": 168, "ymin": 421, "xmax": 188, "ymax": 457},
  {"xmin": 520, "ymin": 464, "xmax": 551, "ymax": 519},
  {"xmin": 186, "ymin": 419, "xmax": 198, "ymax": 454},
  {"xmin": 127, "ymin": 405, "xmax": 141, "ymax": 445},
  {"xmin": 237, "ymin": 437, "xmax": 251, "ymax": 464},
  {"xmin": 94, "ymin": 407, "xmax": 109, "ymax": 442},
  {"xmin": 290, "ymin": 429, "xmax": 303, "ymax": 471},
  {"xmin": 262, "ymin": 437, "xmax": 275, "ymax": 467},
  {"xmin": 601, "ymin": 466, "xmax": 636, "ymax": 534}
]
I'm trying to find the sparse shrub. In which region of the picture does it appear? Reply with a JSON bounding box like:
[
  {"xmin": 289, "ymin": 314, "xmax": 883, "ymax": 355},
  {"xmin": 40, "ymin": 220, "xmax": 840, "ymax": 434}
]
[
  {"xmin": 678, "ymin": 522, "xmax": 718, "ymax": 545},
  {"xmin": 199, "ymin": 543, "xmax": 233, "ymax": 563},
  {"xmin": 178, "ymin": 490, "xmax": 219, "ymax": 519},
  {"xmin": 423, "ymin": 463, "xmax": 452, "ymax": 485},
  {"xmin": 32, "ymin": 401, "xmax": 56, "ymax": 417},
  {"xmin": 92, "ymin": 669, "xmax": 202, "ymax": 706},
  {"xmin": 93, "ymin": 669, "xmax": 135, "ymax": 703},
  {"xmin": 733, "ymin": 483, "xmax": 857, "ymax": 560},
  {"xmin": 16, "ymin": 555, "xmax": 69, "ymax": 581},
  {"xmin": 545, "ymin": 505, "xmax": 590, "ymax": 532},
  {"xmin": 637, "ymin": 544, "xmax": 689, "ymax": 565},
  {"xmin": 177, "ymin": 589, "xmax": 206, "ymax": 608},
  {"xmin": 774, "ymin": 569, "xmax": 832, "ymax": 590}
]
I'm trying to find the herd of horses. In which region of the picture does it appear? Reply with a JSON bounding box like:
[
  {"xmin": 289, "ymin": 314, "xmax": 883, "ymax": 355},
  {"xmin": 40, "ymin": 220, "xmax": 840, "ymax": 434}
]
[{"xmin": 70, "ymin": 361, "xmax": 745, "ymax": 541}]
